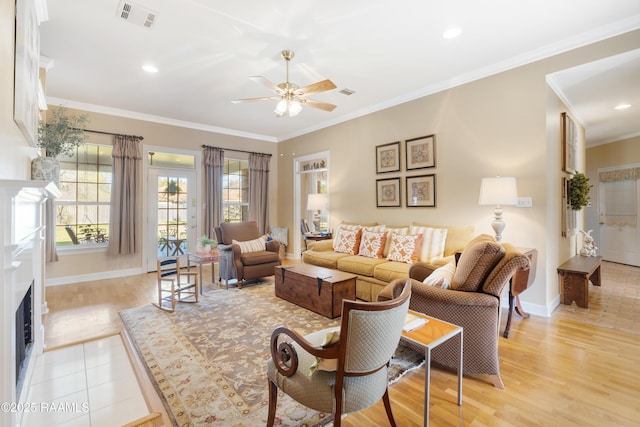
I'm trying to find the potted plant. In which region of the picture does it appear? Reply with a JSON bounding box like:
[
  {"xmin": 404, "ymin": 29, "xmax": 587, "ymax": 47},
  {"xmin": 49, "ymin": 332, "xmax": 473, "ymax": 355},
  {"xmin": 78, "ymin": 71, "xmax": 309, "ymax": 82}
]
[
  {"xmin": 32, "ymin": 106, "xmax": 89, "ymax": 186},
  {"xmin": 568, "ymin": 171, "xmax": 592, "ymax": 210},
  {"xmin": 197, "ymin": 235, "xmax": 217, "ymax": 253}
]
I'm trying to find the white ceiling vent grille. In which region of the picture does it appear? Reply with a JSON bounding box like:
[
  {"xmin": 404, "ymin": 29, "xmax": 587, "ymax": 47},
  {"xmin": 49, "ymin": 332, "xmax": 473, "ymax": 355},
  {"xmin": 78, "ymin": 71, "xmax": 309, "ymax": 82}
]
[
  {"xmin": 117, "ymin": 1, "xmax": 157, "ymax": 29},
  {"xmin": 339, "ymin": 88, "xmax": 356, "ymax": 96}
]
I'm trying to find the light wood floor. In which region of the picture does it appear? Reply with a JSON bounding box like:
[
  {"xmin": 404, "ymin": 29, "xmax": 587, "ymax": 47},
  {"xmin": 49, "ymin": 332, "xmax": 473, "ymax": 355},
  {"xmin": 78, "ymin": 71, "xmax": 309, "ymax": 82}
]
[{"xmin": 44, "ymin": 261, "xmax": 640, "ymax": 426}]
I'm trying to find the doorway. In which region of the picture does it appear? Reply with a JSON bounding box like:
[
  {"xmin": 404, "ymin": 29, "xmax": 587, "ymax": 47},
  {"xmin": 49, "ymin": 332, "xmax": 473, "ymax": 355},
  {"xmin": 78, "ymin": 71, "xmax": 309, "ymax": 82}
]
[
  {"xmin": 597, "ymin": 165, "xmax": 640, "ymax": 267},
  {"xmin": 294, "ymin": 152, "xmax": 330, "ymax": 257}
]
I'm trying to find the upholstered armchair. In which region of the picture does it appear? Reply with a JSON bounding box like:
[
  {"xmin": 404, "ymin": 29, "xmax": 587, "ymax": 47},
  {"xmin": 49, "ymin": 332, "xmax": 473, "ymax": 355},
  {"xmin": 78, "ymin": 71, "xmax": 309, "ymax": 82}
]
[
  {"xmin": 214, "ymin": 221, "xmax": 281, "ymax": 288},
  {"xmin": 379, "ymin": 234, "xmax": 530, "ymax": 389},
  {"xmin": 266, "ymin": 280, "xmax": 410, "ymax": 427}
]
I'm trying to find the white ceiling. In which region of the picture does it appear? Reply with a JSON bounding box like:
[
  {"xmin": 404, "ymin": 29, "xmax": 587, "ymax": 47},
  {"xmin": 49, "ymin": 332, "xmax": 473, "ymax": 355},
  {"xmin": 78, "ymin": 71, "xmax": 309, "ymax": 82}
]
[{"xmin": 39, "ymin": 0, "xmax": 640, "ymax": 145}]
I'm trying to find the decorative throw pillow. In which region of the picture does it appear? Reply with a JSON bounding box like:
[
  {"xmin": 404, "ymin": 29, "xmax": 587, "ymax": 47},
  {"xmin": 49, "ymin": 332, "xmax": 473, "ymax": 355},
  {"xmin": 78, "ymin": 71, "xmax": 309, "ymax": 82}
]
[
  {"xmin": 383, "ymin": 227, "xmax": 409, "ymax": 257},
  {"xmin": 334, "ymin": 228, "xmax": 362, "ymax": 255},
  {"xmin": 358, "ymin": 230, "xmax": 388, "ymax": 259},
  {"xmin": 451, "ymin": 234, "xmax": 505, "ymax": 292},
  {"xmin": 386, "ymin": 233, "xmax": 423, "ymax": 263},
  {"xmin": 422, "ymin": 261, "xmax": 456, "ymax": 289},
  {"xmin": 232, "ymin": 236, "xmax": 266, "ymax": 253},
  {"xmin": 410, "ymin": 225, "xmax": 448, "ymax": 263},
  {"xmin": 309, "ymin": 327, "xmax": 340, "ymax": 375},
  {"xmin": 333, "ymin": 224, "xmax": 361, "ymax": 247}
]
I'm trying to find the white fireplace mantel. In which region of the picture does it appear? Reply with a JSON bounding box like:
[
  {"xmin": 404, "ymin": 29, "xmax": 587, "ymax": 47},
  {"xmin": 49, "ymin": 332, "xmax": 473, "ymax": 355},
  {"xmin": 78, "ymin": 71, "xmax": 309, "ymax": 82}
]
[{"xmin": 0, "ymin": 179, "xmax": 59, "ymax": 427}]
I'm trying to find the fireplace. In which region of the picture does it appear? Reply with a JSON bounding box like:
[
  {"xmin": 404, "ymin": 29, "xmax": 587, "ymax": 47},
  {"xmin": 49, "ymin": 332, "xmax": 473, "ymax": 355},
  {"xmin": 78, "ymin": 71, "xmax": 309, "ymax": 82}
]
[
  {"xmin": 0, "ymin": 180, "xmax": 59, "ymax": 427},
  {"xmin": 15, "ymin": 283, "xmax": 33, "ymax": 394}
]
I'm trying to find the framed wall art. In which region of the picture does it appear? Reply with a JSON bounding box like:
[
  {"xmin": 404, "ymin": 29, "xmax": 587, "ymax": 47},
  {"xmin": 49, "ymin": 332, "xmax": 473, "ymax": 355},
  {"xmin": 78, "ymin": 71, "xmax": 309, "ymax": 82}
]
[
  {"xmin": 406, "ymin": 174, "xmax": 436, "ymax": 207},
  {"xmin": 376, "ymin": 177, "xmax": 401, "ymax": 207},
  {"xmin": 14, "ymin": 0, "xmax": 41, "ymax": 147},
  {"xmin": 562, "ymin": 112, "xmax": 577, "ymax": 174},
  {"xmin": 375, "ymin": 141, "xmax": 401, "ymax": 173},
  {"xmin": 406, "ymin": 134, "xmax": 435, "ymax": 170}
]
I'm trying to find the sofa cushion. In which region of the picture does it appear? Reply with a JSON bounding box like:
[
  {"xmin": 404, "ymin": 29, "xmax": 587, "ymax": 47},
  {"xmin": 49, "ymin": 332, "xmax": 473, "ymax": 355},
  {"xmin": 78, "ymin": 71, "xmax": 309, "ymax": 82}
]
[
  {"xmin": 334, "ymin": 228, "xmax": 362, "ymax": 255},
  {"xmin": 232, "ymin": 235, "xmax": 266, "ymax": 253},
  {"xmin": 240, "ymin": 250, "xmax": 280, "ymax": 266},
  {"xmin": 337, "ymin": 255, "xmax": 388, "ymax": 276},
  {"xmin": 302, "ymin": 250, "xmax": 351, "ymax": 269},
  {"xmin": 358, "ymin": 230, "xmax": 387, "ymax": 259},
  {"xmin": 373, "ymin": 261, "xmax": 411, "ymax": 282},
  {"xmin": 411, "ymin": 222, "xmax": 474, "ymax": 257},
  {"xmin": 451, "ymin": 234, "xmax": 505, "ymax": 292},
  {"xmin": 423, "ymin": 261, "xmax": 455, "ymax": 289},
  {"xmin": 386, "ymin": 233, "xmax": 422, "ymax": 263},
  {"xmin": 409, "ymin": 225, "xmax": 448, "ymax": 263}
]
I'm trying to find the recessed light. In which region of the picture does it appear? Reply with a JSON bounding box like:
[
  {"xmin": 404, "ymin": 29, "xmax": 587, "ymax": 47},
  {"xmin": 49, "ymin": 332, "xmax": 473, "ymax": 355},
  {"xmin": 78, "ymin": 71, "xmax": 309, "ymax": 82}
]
[
  {"xmin": 442, "ymin": 27, "xmax": 462, "ymax": 39},
  {"xmin": 142, "ymin": 64, "xmax": 158, "ymax": 73},
  {"xmin": 614, "ymin": 103, "xmax": 631, "ymax": 110}
]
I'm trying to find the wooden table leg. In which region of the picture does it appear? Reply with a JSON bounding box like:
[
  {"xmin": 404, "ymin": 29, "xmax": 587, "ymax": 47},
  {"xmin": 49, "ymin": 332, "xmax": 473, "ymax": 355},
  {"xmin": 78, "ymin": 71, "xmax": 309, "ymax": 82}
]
[{"xmin": 514, "ymin": 295, "xmax": 530, "ymax": 318}]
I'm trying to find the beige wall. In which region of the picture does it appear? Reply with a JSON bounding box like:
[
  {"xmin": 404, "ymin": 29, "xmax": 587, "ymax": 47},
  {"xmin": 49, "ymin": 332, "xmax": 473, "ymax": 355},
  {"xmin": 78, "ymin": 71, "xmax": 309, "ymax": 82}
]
[
  {"xmin": 277, "ymin": 29, "xmax": 640, "ymax": 315},
  {"xmin": 44, "ymin": 108, "xmax": 279, "ymax": 281},
  {"xmin": 586, "ymin": 135, "xmax": 640, "ymax": 244}
]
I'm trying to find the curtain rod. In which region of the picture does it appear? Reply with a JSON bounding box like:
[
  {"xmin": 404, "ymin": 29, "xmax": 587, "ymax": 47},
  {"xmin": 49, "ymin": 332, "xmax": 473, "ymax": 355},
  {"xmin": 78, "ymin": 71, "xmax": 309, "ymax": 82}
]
[
  {"xmin": 82, "ymin": 128, "xmax": 144, "ymax": 141},
  {"xmin": 201, "ymin": 144, "xmax": 271, "ymax": 157}
]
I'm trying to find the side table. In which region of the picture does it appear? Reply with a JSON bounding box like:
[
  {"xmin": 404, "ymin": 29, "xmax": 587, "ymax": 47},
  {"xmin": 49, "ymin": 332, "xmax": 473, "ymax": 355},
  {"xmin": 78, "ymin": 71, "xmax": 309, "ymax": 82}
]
[
  {"xmin": 187, "ymin": 251, "xmax": 228, "ymax": 294},
  {"xmin": 401, "ymin": 310, "xmax": 463, "ymax": 427},
  {"xmin": 503, "ymin": 247, "xmax": 537, "ymax": 338},
  {"xmin": 557, "ymin": 255, "xmax": 603, "ymax": 308}
]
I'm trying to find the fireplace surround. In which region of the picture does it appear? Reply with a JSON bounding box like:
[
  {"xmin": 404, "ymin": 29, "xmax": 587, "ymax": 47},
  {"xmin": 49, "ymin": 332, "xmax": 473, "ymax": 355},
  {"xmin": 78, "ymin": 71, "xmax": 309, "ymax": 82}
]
[{"xmin": 0, "ymin": 180, "xmax": 58, "ymax": 427}]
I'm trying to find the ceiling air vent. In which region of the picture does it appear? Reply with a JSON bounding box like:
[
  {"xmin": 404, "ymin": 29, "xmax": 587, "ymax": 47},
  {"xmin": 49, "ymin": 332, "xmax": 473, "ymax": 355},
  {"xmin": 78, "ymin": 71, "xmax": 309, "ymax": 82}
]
[
  {"xmin": 339, "ymin": 88, "xmax": 356, "ymax": 96},
  {"xmin": 117, "ymin": 1, "xmax": 157, "ymax": 29}
]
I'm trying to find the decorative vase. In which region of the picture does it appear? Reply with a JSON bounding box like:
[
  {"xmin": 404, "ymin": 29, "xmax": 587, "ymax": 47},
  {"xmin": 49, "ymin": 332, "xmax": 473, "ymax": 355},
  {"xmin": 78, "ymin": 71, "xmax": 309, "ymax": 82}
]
[{"xmin": 31, "ymin": 156, "xmax": 60, "ymax": 187}]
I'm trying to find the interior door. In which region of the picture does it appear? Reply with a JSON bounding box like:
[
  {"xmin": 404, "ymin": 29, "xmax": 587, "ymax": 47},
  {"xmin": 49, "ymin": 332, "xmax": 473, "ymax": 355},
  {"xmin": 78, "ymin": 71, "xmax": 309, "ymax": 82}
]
[
  {"xmin": 598, "ymin": 175, "xmax": 640, "ymax": 267},
  {"xmin": 147, "ymin": 169, "xmax": 197, "ymax": 271}
]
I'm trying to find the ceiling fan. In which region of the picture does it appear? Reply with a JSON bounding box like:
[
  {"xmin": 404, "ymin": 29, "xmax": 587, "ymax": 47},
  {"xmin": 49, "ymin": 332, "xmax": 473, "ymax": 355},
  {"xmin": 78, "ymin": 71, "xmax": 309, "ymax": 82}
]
[{"xmin": 232, "ymin": 50, "xmax": 337, "ymax": 117}]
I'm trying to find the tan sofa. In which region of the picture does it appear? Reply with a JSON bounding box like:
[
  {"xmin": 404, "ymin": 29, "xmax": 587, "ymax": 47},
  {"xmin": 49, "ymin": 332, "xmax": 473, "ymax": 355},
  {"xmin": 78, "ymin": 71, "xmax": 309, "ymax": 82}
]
[{"xmin": 302, "ymin": 222, "xmax": 474, "ymax": 301}]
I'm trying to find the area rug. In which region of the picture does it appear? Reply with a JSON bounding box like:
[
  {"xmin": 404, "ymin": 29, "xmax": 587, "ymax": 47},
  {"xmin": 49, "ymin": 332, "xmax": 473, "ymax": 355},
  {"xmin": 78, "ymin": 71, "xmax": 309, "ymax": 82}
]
[{"xmin": 120, "ymin": 281, "xmax": 424, "ymax": 426}]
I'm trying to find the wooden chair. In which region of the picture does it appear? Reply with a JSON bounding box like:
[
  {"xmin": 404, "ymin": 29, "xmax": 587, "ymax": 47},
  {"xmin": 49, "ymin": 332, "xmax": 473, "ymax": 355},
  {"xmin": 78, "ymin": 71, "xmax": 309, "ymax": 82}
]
[
  {"xmin": 153, "ymin": 257, "xmax": 199, "ymax": 312},
  {"xmin": 266, "ymin": 280, "xmax": 411, "ymax": 426}
]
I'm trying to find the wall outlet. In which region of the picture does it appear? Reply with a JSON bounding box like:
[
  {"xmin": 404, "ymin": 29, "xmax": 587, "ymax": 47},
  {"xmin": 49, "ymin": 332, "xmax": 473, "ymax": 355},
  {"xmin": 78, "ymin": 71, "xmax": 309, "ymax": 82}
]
[{"xmin": 517, "ymin": 197, "xmax": 533, "ymax": 208}]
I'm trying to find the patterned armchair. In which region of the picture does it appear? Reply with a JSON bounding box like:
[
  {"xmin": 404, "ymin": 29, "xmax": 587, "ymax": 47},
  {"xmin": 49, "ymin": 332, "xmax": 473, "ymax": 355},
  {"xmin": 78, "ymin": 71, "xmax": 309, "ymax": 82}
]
[
  {"xmin": 266, "ymin": 280, "xmax": 411, "ymax": 427},
  {"xmin": 379, "ymin": 234, "xmax": 530, "ymax": 388}
]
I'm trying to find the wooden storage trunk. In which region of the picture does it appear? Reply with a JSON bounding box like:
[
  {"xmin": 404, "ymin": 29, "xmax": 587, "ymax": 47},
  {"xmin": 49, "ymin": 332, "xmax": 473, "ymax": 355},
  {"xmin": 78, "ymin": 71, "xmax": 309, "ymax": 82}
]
[{"xmin": 274, "ymin": 264, "xmax": 356, "ymax": 318}]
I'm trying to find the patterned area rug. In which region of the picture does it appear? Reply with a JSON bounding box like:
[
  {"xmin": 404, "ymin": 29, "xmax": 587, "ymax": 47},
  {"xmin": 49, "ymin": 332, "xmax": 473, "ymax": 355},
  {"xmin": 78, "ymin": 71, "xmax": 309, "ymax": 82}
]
[{"xmin": 120, "ymin": 281, "xmax": 424, "ymax": 426}]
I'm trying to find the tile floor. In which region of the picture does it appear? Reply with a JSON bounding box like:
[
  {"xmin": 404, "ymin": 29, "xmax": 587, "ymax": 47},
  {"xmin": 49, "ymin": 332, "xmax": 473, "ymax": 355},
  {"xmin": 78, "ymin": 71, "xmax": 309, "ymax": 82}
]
[{"xmin": 22, "ymin": 334, "xmax": 149, "ymax": 427}]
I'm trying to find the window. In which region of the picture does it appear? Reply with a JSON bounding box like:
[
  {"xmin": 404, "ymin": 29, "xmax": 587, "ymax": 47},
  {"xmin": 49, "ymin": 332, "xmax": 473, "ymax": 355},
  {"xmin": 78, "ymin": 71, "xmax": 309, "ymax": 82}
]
[
  {"xmin": 56, "ymin": 144, "xmax": 112, "ymax": 246},
  {"xmin": 223, "ymin": 159, "xmax": 249, "ymax": 223}
]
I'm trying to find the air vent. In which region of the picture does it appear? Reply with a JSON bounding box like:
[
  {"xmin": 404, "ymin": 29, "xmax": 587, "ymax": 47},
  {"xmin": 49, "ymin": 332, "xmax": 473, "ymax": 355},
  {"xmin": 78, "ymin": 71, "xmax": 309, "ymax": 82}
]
[
  {"xmin": 338, "ymin": 88, "xmax": 356, "ymax": 96},
  {"xmin": 117, "ymin": 1, "xmax": 157, "ymax": 29}
]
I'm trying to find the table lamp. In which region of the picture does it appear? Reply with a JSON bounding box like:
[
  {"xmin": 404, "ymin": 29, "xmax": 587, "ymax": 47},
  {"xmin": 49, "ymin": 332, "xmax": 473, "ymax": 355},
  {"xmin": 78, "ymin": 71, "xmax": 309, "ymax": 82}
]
[
  {"xmin": 479, "ymin": 176, "xmax": 518, "ymax": 242},
  {"xmin": 307, "ymin": 193, "xmax": 327, "ymax": 232}
]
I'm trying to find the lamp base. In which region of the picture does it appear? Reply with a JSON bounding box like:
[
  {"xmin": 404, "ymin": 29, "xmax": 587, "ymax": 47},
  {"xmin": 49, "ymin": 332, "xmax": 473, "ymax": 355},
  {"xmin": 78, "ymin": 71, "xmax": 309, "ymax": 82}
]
[{"xmin": 491, "ymin": 206, "xmax": 505, "ymax": 242}]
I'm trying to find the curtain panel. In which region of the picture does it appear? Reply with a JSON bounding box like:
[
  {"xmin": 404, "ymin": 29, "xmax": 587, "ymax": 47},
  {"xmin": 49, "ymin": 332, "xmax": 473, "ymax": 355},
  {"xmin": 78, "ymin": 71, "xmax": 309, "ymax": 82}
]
[
  {"xmin": 203, "ymin": 146, "xmax": 224, "ymax": 237},
  {"xmin": 248, "ymin": 153, "xmax": 271, "ymax": 234},
  {"xmin": 108, "ymin": 136, "xmax": 141, "ymax": 255}
]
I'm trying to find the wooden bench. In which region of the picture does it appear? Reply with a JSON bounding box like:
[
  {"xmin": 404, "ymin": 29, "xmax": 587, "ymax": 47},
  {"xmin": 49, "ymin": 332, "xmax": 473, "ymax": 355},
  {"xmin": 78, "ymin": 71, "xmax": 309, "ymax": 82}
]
[{"xmin": 557, "ymin": 255, "xmax": 603, "ymax": 308}]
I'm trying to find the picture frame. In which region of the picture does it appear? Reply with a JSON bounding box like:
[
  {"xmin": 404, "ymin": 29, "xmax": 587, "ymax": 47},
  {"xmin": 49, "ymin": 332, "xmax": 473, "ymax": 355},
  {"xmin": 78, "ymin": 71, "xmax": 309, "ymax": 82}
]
[
  {"xmin": 406, "ymin": 134, "xmax": 435, "ymax": 170},
  {"xmin": 14, "ymin": 0, "xmax": 41, "ymax": 147},
  {"xmin": 406, "ymin": 174, "xmax": 436, "ymax": 207},
  {"xmin": 376, "ymin": 177, "xmax": 401, "ymax": 207},
  {"xmin": 375, "ymin": 141, "xmax": 401, "ymax": 174},
  {"xmin": 562, "ymin": 112, "xmax": 577, "ymax": 174}
]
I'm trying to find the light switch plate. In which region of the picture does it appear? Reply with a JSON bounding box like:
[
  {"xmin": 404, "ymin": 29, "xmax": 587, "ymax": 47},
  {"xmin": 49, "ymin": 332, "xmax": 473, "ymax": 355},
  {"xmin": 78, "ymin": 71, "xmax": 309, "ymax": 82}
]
[{"xmin": 517, "ymin": 197, "xmax": 533, "ymax": 208}]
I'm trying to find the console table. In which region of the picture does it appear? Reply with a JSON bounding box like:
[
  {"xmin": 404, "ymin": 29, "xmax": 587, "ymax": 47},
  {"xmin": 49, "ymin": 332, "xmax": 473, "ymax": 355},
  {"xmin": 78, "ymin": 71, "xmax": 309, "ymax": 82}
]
[{"xmin": 557, "ymin": 255, "xmax": 603, "ymax": 308}]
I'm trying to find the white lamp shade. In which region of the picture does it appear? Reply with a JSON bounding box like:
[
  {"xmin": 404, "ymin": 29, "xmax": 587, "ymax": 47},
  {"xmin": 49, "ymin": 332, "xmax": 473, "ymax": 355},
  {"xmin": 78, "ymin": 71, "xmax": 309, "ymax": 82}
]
[
  {"xmin": 479, "ymin": 177, "xmax": 518, "ymax": 206},
  {"xmin": 307, "ymin": 193, "xmax": 327, "ymax": 210}
]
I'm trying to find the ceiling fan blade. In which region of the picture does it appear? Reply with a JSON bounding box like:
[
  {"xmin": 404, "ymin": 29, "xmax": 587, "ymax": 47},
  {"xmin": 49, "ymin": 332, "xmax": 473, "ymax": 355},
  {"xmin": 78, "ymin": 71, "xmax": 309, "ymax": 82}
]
[
  {"xmin": 303, "ymin": 98, "xmax": 337, "ymax": 112},
  {"xmin": 249, "ymin": 76, "xmax": 281, "ymax": 93},
  {"xmin": 231, "ymin": 96, "xmax": 275, "ymax": 104},
  {"xmin": 297, "ymin": 79, "xmax": 337, "ymax": 96}
]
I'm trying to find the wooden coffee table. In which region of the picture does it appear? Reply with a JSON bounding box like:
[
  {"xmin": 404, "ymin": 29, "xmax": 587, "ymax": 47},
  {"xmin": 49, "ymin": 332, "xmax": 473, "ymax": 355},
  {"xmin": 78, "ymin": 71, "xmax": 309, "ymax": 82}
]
[{"xmin": 274, "ymin": 264, "xmax": 356, "ymax": 318}]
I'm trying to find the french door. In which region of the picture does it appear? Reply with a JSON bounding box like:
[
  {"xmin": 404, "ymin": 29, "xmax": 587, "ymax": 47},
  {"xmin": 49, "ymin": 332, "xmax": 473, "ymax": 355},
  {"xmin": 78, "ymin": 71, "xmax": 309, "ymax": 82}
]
[{"xmin": 146, "ymin": 168, "xmax": 197, "ymax": 271}]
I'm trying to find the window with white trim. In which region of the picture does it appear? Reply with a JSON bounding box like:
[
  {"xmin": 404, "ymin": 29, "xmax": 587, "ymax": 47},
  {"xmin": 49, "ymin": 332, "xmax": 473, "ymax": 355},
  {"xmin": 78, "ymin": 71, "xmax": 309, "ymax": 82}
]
[
  {"xmin": 222, "ymin": 159, "xmax": 249, "ymax": 223},
  {"xmin": 56, "ymin": 144, "xmax": 112, "ymax": 247}
]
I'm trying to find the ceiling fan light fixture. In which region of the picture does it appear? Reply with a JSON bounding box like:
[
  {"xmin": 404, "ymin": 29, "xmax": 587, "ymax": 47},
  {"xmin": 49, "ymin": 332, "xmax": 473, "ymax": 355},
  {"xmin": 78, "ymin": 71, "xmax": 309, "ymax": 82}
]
[{"xmin": 274, "ymin": 98, "xmax": 302, "ymax": 117}]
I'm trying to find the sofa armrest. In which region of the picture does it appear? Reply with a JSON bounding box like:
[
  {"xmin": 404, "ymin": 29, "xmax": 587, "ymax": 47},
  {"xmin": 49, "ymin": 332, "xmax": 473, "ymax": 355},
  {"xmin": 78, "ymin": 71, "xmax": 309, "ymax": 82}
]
[
  {"xmin": 408, "ymin": 263, "xmax": 437, "ymax": 282},
  {"xmin": 307, "ymin": 239, "xmax": 333, "ymax": 252},
  {"xmin": 266, "ymin": 240, "xmax": 281, "ymax": 252}
]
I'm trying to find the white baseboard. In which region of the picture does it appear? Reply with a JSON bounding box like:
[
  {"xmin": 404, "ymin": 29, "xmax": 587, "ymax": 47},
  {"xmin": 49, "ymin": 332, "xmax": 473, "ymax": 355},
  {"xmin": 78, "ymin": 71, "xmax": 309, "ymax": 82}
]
[{"xmin": 46, "ymin": 267, "xmax": 144, "ymax": 287}]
